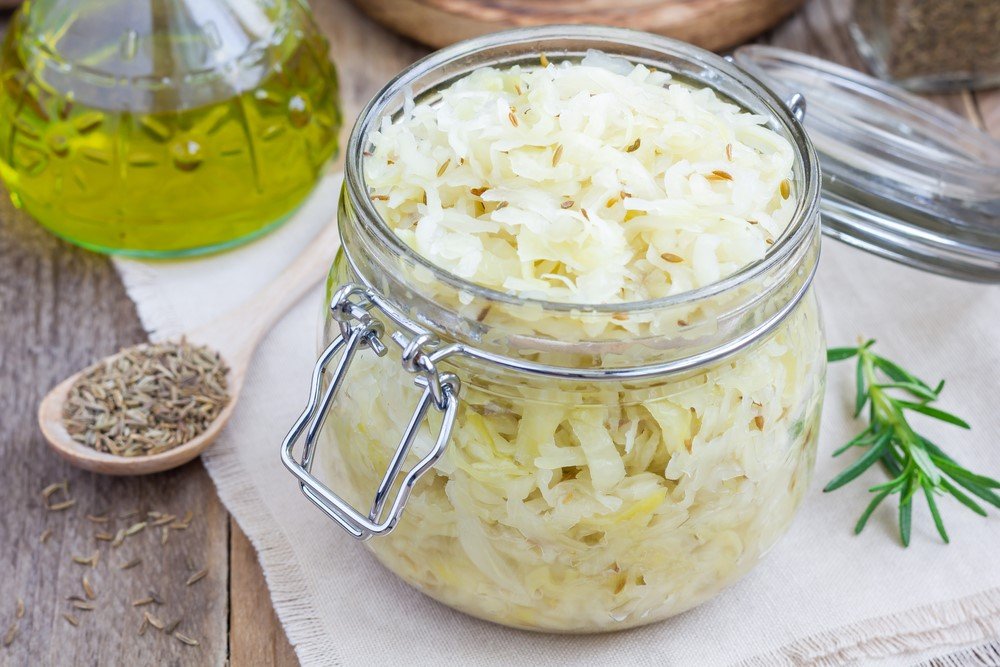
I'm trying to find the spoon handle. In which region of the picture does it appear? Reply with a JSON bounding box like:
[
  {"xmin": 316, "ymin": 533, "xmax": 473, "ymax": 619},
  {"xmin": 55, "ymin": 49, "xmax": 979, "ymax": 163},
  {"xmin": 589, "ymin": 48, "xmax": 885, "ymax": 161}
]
[{"xmin": 188, "ymin": 222, "xmax": 341, "ymax": 365}]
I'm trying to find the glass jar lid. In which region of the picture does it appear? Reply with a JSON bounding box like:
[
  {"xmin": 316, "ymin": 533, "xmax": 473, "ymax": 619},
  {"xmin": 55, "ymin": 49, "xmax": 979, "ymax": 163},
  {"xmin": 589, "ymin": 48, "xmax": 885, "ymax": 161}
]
[{"xmin": 732, "ymin": 46, "xmax": 1000, "ymax": 282}]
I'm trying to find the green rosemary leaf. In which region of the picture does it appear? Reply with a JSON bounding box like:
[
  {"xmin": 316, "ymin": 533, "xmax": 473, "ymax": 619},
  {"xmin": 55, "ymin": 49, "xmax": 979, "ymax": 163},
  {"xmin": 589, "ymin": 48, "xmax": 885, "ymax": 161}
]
[
  {"xmin": 873, "ymin": 355, "xmax": 932, "ymax": 390},
  {"xmin": 922, "ymin": 481, "xmax": 949, "ymax": 544},
  {"xmin": 940, "ymin": 478, "xmax": 987, "ymax": 517},
  {"xmin": 854, "ymin": 488, "xmax": 892, "ymax": 534},
  {"xmin": 832, "ymin": 426, "xmax": 876, "ymax": 457},
  {"xmin": 824, "ymin": 431, "xmax": 891, "ymax": 492},
  {"xmin": 909, "ymin": 445, "xmax": 941, "ymax": 486},
  {"xmin": 949, "ymin": 475, "xmax": 1000, "ymax": 510},
  {"xmin": 897, "ymin": 401, "xmax": 971, "ymax": 429},
  {"xmin": 871, "ymin": 356, "xmax": 911, "ymax": 383},
  {"xmin": 899, "ymin": 480, "xmax": 913, "ymax": 547},
  {"xmin": 881, "ymin": 449, "xmax": 904, "ymax": 477},
  {"xmin": 873, "ymin": 381, "xmax": 939, "ymax": 402},
  {"xmin": 869, "ymin": 473, "xmax": 907, "ymax": 493},
  {"xmin": 919, "ymin": 437, "xmax": 956, "ymax": 464},
  {"xmin": 854, "ymin": 356, "xmax": 867, "ymax": 417},
  {"xmin": 827, "ymin": 347, "xmax": 859, "ymax": 362},
  {"xmin": 932, "ymin": 456, "xmax": 1000, "ymax": 490}
]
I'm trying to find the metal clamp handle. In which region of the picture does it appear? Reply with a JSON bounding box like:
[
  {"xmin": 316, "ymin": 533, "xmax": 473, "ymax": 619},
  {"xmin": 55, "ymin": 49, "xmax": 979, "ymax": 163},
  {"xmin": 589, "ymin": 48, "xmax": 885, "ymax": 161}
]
[{"xmin": 280, "ymin": 284, "xmax": 461, "ymax": 540}]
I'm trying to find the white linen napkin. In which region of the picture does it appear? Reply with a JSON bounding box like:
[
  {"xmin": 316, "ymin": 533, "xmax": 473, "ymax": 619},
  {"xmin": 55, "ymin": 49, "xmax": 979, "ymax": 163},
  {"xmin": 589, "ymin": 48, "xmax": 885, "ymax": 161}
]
[{"xmin": 114, "ymin": 172, "xmax": 1000, "ymax": 666}]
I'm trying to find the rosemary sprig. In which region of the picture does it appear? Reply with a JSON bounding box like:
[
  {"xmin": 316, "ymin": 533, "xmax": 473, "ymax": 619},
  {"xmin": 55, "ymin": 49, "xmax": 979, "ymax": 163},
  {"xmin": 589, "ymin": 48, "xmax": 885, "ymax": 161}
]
[{"xmin": 825, "ymin": 340, "xmax": 1000, "ymax": 546}]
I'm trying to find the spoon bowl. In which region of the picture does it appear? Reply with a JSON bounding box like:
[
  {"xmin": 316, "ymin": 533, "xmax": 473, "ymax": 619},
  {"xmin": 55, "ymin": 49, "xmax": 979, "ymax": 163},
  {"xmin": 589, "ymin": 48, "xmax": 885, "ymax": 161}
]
[{"xmin": 38, "ymin": 222, "xmax": 340, "ymax": 475}]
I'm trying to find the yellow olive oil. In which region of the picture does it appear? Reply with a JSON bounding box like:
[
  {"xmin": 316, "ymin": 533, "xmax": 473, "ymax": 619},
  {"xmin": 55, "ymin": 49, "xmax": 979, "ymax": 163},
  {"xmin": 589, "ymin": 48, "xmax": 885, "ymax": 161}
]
[{"xmin": 0, "ymin": 3, "xmax": 340, "ymax": 256}]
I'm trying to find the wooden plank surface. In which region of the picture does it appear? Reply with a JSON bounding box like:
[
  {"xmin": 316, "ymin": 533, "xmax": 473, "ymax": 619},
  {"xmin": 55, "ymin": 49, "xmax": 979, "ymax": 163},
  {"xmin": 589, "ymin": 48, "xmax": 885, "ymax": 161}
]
[
  {"xmin": 229, "ymin": 519, "xmax": 298, "ymax": 667},
  {"xmin": 1, "ymin": 0, "xmax": 996, "ymax": 665},
  {"xmin": 0, "ymin": 191, "xmax": 229, "ymax": 664}
]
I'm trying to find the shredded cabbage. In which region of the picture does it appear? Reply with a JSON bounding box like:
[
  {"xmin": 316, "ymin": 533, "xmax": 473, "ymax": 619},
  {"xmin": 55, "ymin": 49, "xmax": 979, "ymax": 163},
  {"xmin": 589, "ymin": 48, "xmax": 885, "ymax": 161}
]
[
  {"xmin": 323, "ymin": 299, "xmax": 823, "ymax": 631},
  {"xmin": 320, "ymin": 55, "xmax": 823, "ymax": 632},
  {"xmin": 364, "ymin": 51, "xmax": 797, "ymax": 304}
]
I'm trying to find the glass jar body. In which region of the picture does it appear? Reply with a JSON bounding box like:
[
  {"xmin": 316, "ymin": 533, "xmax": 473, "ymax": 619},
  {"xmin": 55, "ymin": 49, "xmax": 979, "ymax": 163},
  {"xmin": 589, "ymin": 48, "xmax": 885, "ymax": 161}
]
[
  {"xmin": 298, "ymin": 26, "xmax": 826, "ymax": 633},
  {"xmin": 320, "ymin": 250, "xmax": 825, "ymax": 632},
  {"xmin": 0, "ymin": 0, "xmax": 341, "ymax": 257},
  {"xmin": 850, "ymin": 0, "xmax": 1000, "ymax": 92}
]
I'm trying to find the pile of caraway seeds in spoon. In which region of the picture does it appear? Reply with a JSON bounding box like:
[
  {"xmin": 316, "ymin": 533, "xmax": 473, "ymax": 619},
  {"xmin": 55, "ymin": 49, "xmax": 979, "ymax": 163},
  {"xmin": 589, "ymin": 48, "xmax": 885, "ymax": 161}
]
[{"xmin": 62, "ymin": 340, "xmax": 231, "ymax": 456}]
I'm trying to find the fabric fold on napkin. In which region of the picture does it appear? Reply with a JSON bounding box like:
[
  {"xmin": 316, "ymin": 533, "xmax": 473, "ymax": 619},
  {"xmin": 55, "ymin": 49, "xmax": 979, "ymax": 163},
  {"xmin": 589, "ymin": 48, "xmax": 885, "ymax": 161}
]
[{"xmin": 113, "ymin": 172, "xmax": 1000, "ymax": 666}]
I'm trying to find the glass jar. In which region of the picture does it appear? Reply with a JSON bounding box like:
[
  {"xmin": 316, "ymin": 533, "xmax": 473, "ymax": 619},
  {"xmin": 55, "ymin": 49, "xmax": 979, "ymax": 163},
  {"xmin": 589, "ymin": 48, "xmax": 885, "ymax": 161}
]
[
  {"xmin": 0, "ymin": 0, "xmax": 341, "ymax": 257},
  {"xmin": 283, "ymin": 26, "xmax": 825, "ymax": 633},
  {"xmin": 850, "ymin": 0, "xmax": 1000, "ymax": 92}
]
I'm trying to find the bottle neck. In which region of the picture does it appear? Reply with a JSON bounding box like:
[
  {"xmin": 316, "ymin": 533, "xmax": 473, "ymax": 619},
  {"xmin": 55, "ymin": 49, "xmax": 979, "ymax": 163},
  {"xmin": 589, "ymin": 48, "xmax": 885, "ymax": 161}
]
[{"xmin": 13, "ymin": 0, "xmax": 296, "ymax": 111}]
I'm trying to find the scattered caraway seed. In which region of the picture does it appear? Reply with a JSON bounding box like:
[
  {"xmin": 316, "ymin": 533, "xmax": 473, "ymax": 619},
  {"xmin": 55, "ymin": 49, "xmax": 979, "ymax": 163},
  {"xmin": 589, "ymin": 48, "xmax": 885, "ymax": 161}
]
[
  {"xmin": 174, "ymin": 633, "xmax": 200, "ymax": 647},
  {"xmin": 39, "ymin": 529, "xmax": 52, "ymax": 544},
  {"xmin": 71, "ymin": 601, "xmax": 95, "ymax": 612},
  {"xmin": 3, "ymin": 623, "xmax": 16, "ymax": 647},
  {"xmin": 47, "ymin": 500, "xmax": 77, "ymax": 512},
  {"xmin": 61, "ymin": 340, "xmax": 230, "ymax": 457},
  {"xmin": 125, "ymin": 521, "xmax": 146, "ymax": 536},
  {"xmin": 138, "ymin": 616, "xmax": 149, "ymax": 636},
  {"xmin": 85, "ymin": 513, "xmax": 109, "ymax": 523},
  {"xmin": 62, "ymin": 613, "xmax": 79, "ymax": 627},
  {"xmin": 132, "ymin": 597, "xmax": 154, "ymax": 608},
  {"xmin": 41, "ymin": 481, "xmax": 67, "ymax": 499},
  {"xmin": 185, "ymin": 569, "xmax": 208, "ymax": 586},
  {"xmin": 121, "ymin": 558, "xmax": 142, "ymax": 571},
  {"xmin": 72, "ymin": 551, "xmax": 99, "ymax": 567},
  {"xmin": 111, "ymin": 529, "xmax": 126, "ymax": 548},
  {"xmin": 95, "ymin": 532, "xmax": 113, "ymax": 542},
  {"xmin": 82, "ymin": 576, "xmax": 96, "ymax": 600},
  {"xmin": 16, "ymin": 598, "xmax": 24, "ymax": 619},
  {"xmin": 161, "ymin": 527, "xmax": 169, "ymax": 545},
  {"xmin": 144, "ymin": 612, "xmax": 164, "ymax": 630}
]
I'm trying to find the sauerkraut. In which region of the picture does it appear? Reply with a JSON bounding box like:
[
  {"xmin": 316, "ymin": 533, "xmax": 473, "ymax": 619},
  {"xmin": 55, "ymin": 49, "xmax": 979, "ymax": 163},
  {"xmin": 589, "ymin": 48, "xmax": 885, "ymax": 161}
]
[
  {"xmin": 319, "ymin": 53, "xmax": 824, "ymax": 632},
  {"xmin": 323, "ymin": 299, "xmax": 823, "ymax": 631},
  {"xmin": 364, "ymin": 51, "xmax": 796, "ymax": 304}
]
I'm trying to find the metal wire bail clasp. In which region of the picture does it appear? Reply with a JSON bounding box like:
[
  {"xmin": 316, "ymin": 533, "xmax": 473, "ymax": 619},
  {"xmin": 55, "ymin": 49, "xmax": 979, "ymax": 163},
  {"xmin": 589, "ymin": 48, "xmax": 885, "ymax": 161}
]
[{"xmin": 280, "ymin": 284, "xmax": 461, "ymax": 540}]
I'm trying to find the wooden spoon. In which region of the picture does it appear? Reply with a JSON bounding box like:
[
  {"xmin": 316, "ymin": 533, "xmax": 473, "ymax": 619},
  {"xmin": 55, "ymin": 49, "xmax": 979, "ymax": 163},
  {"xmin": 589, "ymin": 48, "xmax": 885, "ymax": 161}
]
[{"xmin": 38, "ymin": 223, "xmax": 340, "ymax": 476}]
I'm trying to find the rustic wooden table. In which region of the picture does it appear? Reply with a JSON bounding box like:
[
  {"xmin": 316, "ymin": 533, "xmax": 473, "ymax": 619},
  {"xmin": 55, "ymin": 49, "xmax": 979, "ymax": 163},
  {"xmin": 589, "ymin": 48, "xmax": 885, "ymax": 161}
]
[{"xmin": 0, "ymin": 0, "xmax": 996, "ymax": 665}]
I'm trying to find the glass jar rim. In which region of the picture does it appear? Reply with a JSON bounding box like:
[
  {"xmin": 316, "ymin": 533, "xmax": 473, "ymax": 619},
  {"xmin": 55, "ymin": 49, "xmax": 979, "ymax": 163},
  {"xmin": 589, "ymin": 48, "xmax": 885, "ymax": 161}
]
[{"xmin": 344, "ymin": 24, "xmax": 822, "ymax": 316}]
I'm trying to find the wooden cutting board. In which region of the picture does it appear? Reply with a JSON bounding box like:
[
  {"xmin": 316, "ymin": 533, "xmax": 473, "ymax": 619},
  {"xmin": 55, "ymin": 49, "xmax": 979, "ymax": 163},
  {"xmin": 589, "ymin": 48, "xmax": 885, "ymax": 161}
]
[{"xmin": 347, "ymin": 0, "xmax": 805, "ymax": 52}]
